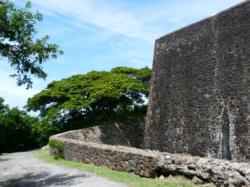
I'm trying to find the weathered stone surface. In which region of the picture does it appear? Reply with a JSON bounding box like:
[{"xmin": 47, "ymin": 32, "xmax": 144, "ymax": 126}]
[
  {"xmin": 158, "ymin": 153, "xmax": 250, "ymax": 186},
  {"xmin": 144, "ymin": 0, "xmax": 250, "ymax": 162},
  {"xmin": 58, "ymin": 118, "xmax": 144, "ymax": 148},
  {"xmin": 50, "ymin": 135, "xmax": 160, "ymax": 178},
  {"xmin": 49, "ymin": 133, "xmax": 250, "ymax": 186},
  {"xmin": 192, "ymin": 176, "xmax": 204, "ymax": 184}
]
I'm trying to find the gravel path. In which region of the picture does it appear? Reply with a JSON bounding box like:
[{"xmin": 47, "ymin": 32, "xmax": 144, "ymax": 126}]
[{"xmin": 0, "ymin": 151, "xmax": 127, "ymax": 187}]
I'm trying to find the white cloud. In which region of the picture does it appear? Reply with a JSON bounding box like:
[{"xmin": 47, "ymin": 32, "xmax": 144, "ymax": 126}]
[
  {"xmin": 14, "ymin": 0, "xmax": 242, "ymax": 43},
  {"xmin": 15, "ymin": 0, "xmax": 163, "ymax": 42}
]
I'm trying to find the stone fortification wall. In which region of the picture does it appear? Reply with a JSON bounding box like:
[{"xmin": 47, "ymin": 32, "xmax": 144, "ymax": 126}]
[
  {"xmin": 48, "ymin": 1, "xmax": 250, "ymax": 186},
  {"xmin": 49, "ymin": 134, "xmax": 250, "ymax": 186},
  {"xmin": 55, "ymin": 118, "xmax": 145, "ymax": 148},
  {"xmin": 144, "ymin": 0, "xmax": 250, "ymax": 162}
]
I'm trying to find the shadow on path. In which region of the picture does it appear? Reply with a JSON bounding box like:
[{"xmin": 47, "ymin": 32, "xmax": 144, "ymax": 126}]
[
  {"xmin": 0, "ymin": 172, "xmax": 88, "ymax": 187},
  {"xmin": 0, "ymin": 158, "xmax": 10, "ymax": 162}
]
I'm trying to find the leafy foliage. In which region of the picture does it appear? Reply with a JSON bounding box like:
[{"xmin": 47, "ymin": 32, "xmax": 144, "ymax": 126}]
[
  {"xmin": 31, "ymin": 119, "xmax": 59, "ymax": 147},
  {"xmin": 0, "ymin": 97, "xmax": 59, "ymax": 153},
  {"xmin": 0, "ymin": 0, "xmax": 62, "ymax": 88},
  {"xmin": 26, "ymin": 67, "xmax": 151, "ymax": 130},
  {"xmin": 49, "ymin": 139, "xmax": 64, "ymax": 159}
]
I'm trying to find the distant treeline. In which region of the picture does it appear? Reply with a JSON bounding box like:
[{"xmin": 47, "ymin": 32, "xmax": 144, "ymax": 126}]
[{"xmin": 0, "ymin": 97, "xmax": 59, "ymax": 153}]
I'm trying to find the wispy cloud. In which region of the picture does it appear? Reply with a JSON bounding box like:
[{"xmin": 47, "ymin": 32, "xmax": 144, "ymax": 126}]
[
  {"xmin": 15, "ymin": 0, "xmax": 243, "ymax": 42},
  {"xmin": 15, "ymin": 0, "xmax": 164, "ymax": 41}
]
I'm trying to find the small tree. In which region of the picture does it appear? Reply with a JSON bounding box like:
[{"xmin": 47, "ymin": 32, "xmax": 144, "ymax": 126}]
[
  {"xmin": 0, "ymin": 0, "xmax": 62, "ymax": 88},
  {"xmin": 26, "ymin": 67, "xmax": 151, "ymax": 130}
]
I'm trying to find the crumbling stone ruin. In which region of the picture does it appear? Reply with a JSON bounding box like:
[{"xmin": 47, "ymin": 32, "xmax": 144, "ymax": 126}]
[
  {"xmin": 144, "ymin": 0, "xmax": 250, "ymax": 162},
  {"xmin": 49, "ymin": 1, "xmax": 250, "ymax": 186}
]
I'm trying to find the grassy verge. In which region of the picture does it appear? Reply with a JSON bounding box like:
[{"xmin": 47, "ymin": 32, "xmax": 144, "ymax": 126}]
[{"xmin": 34, "ymin": 148, "xmax": 198, "ymax": 187}]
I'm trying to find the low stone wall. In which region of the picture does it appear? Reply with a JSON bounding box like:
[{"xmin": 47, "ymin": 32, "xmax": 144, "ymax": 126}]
[
  {"xmin": 55, "ymin": 118, "xmax": 145, "ymax": 148},
  {"xmin": 49, "ymin": 133, "xmax": 250, "ymax": 187}
]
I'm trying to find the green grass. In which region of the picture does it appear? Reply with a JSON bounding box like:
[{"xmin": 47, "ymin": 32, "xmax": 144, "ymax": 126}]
[{"xmin": 34, "ymin": 148, "xmax": 198, "ymax": 187}]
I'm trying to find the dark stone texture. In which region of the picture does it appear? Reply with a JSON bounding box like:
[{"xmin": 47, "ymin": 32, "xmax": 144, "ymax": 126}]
[
  {"xmin": 49, "ymin": 135, "xmax": 250, "ymax": 186},
  {"xmin": 221, "ymin": 108, "xmax": 232, "ymax": 160},
  {"xmin": 56, "ymin": 118, "xmax": 145, "ymax": 148},
  {"xmin": 144, "ymin": 0, "xmax": 250, "ymax": 162}
]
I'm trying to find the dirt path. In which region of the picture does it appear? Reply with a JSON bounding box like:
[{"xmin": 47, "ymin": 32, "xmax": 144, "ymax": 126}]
[{"xmin": 0, "ymin": 151, "xmax": 127, "ymax": 187}]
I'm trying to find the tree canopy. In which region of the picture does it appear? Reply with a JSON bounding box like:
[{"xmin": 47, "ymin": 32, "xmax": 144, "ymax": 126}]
[
  {"xmin": 0, "ymin": 0, "xmax": 62, "ymax": 88},
  {"xmin": 0, "ymin": 97, "xmax": 58, "ymax": 153},
  {"xmin": 26, "ymin": 67, "xmax": 151, "ymax": 130}
]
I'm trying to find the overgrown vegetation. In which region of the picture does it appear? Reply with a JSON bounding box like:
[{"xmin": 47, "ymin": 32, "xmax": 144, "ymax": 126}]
[{"xmin": 35, "ymin": 148, "xmax": 197, "ymax": 187}]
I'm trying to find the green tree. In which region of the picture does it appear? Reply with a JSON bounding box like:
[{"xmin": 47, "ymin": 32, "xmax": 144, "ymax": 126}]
[
  {"xmin": 2, "ymin": 108, "xmax": 36, "ymax": 152},
  {"xmin": 0, "ymin": 97, "xmax": 57, "ymax": 153},
  {"xmin": 31, "ymin": 119, "xmax": 59, "ymax": 147},
  {"xmin": 0, "ymin": 0, "xmax": 62, "ymax": 88},
  {"xmin": 26, "ymin": 67, "xmax": 151, "ymax": 130},
  {"xmin": 0, "ymin": 97, "xmax": 8, "ymax": 152}
]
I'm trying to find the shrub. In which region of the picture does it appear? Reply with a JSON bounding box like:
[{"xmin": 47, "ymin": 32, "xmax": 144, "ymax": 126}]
[{"xmin": 49, "ymin": 139, "xmax": 64, "ymax": 159}]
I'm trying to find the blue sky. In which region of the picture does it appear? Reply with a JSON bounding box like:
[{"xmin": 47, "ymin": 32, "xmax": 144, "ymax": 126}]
[{"xmin": 0, "ymin": 0, "xmax": 244, "ymax": 108}]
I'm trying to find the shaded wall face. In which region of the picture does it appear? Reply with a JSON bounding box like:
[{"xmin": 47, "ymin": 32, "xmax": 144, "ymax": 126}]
[
  {"xmin": 145, "ymin": 1, "xmax": 250, "ymax": 162},
  {"xmin": 60, "ymin": 118, "xmax": 145, "ymax": 149}
]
